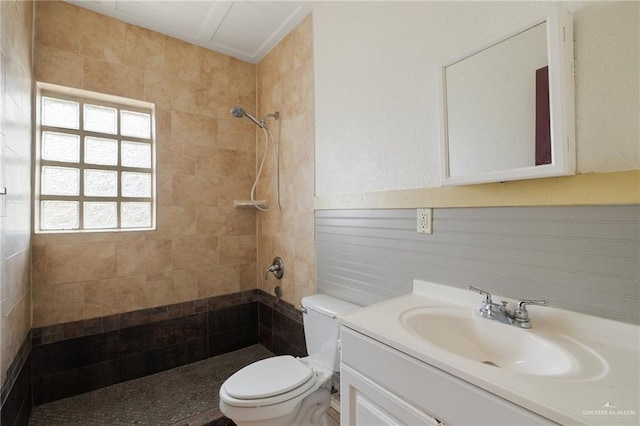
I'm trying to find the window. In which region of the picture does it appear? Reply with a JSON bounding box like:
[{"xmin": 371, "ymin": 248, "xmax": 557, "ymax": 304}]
[{"xmin": 35, "ymin": 83, "xmax": 156, "ymax": 233}]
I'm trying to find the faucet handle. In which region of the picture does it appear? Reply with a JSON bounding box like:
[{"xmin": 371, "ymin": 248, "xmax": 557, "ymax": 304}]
[
  {"xmin": 515, "ymin": 299, "xmax": 548, "ymax": 311},
  {"xmin": 467, "ymin": 286, "xmax": 492, "ymax": 303},
  {"xmin": 512, "ymin": 299, "xmax": 548, "ymax": 326},
  {"xmin": 468, "ymin": 286, "xmax": 493, "ymax": 316}
]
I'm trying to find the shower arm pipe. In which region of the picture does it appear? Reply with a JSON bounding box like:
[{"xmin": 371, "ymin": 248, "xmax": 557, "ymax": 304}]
[{"xmin": 260, "ymin": 112, "xmax": 280, "ymax": 127}]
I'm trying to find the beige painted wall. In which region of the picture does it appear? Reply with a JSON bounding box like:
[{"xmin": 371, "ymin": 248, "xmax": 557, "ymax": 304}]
[
  {"xmin": 0, "ymin": 0, "xmax": 33, "ymax": 386},
  {"xmin": 32, "ymin": 1, "xmax": 258, "ymax": 327},
  {"xmin": 256, "ymin": 16, "xmax": 315, "ymax": 306}
]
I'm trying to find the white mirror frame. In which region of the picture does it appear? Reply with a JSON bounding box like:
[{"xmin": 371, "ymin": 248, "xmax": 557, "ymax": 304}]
[{"xmin": 440, "ymin": 5, "xmax": 575, "ymax": 186}]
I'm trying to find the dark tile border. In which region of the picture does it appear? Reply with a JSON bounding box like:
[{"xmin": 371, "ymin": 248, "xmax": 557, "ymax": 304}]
[
  {"xmin": 1, "ymin": 332, "xmax": 32, "ymax": 426},
  {"xmin": 32, "ymin": 290, "xmax": 261, "ymax": 346},
  {"xmin": 1, "ymin": 331, "xmax": 31, "ymax": 406},
  {"xmin": 30, "ymin": 290, "xmax": 305, "ymax": 405}
]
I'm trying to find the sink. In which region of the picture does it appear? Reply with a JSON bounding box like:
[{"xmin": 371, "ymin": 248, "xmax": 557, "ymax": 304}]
[{"xmin": 400, "ymin": 306, "xmax": 606, "ymax": 378}]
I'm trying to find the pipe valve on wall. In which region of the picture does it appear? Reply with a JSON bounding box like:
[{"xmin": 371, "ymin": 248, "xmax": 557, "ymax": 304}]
[{"xmin": 264, "ymin": 257, "xmax": 284, "ymax": 280}]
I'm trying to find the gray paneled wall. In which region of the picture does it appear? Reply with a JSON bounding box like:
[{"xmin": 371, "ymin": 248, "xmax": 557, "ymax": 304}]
[{"xmin": 316, "ymin": 206, "xmax": 640, "ymax": 324}]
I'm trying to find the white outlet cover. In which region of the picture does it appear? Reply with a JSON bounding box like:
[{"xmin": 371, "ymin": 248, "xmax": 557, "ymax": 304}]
[{"xmin": 417, "ymin": 208, "xmax": 433, "ymax": 234}]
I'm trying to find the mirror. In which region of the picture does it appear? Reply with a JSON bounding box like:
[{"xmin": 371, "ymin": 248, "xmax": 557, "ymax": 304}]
[{"xmin": 440, "ymin": 5, "xmax": 575, "ymax": 186}]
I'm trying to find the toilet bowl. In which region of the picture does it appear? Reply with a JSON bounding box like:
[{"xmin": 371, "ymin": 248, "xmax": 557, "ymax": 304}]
[
  {"xmin": 219, "ymin": 294, "xmax": 359, "ymax": 426},
  {"xmin": 219, "ymin": 356, "xmax": 332, "ymax": 426}
]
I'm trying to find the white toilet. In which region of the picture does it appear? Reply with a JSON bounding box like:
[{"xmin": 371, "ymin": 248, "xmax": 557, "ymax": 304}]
[{"xmin": 219, "ymin": 294, "xmax": 359, "ymax": 426}]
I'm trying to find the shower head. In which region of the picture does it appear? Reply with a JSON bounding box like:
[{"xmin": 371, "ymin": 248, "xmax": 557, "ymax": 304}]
[
  {"xmin": 231, "ymin": 105, "xmax": 264, "ymax": 128},
  {"xmin": 231, "ymin": 105, "xmax": 245, "ymax": 118}
]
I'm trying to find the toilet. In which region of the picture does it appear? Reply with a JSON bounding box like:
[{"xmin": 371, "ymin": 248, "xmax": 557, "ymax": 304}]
[{"xmin": 219, "ymin": 294, "xmax": 359, "ymax": 426}]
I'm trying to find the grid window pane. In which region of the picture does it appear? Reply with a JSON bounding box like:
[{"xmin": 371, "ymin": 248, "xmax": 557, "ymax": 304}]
[
  {"xmin": 84, "ymin": 202, "xmax": 117, "ymax": 229},
  {"xmin": 85, "ymin": 137, "xmax": 118, "ymax": 166},
  {"xmin": 122, "ymin": 141, "xmax": 151, "ymax": 168},
  {"xmin": 84, "ymin": 169, "xmax": 118, "ymax": 197},
  {"xmin": 121, "ymin": 202, "xmax": 151, "ymax": 228},
  {"xmin": 84, "ymin": 104, "xmax": 117, "ymax": 134},
  {"xmin": 121, "ymin": 172, "xmax": 151, "ymax": 197},
  {"xmin": 121, "ymin": 110, "xmax": 151, "ymax": 138},
  {"xmin": 41, "ymin": 201, "xmax": 79, "ymax": 230},
  {"xmin": 41, "ymin": 166, "xmax": 80, "ymax": 195},
  {"xmin": 42, "ymin": 97, "xmax": 79, "ymax": 129},
  {"xmin": 42, "ymin": 132, "xmax": 80, "ymax": 162},
  {"xmin": 38, "ymin": 87, "xmax": 155, "ymax": 233}
]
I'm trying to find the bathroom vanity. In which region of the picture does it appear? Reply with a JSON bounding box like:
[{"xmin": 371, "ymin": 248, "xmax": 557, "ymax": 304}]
[{"xmin": 338, "ymin": 280, "xmax": 640, "ymax": 425}]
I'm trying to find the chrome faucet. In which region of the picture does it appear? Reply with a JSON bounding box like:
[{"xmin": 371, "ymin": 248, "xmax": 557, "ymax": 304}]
[
  {"xmin": 468, "ymin": 286, "xmax": 547, "ymax": 329},
  {"xmin": 264, "ymin": 257, "xmax": 284, "ymax": 280}
]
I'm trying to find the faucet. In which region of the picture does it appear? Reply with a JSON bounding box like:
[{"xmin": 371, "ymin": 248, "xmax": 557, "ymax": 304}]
[
  {"xmin": 468, "ymin": 286, "xmax": 547, "ymax": 329},
  {"xmin": 265, "ymin": 257, "xmax": 284, "ymax": 280}
]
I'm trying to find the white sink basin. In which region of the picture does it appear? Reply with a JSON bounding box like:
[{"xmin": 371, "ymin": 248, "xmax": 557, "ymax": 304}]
[{"xmin": 400, "ymin": 306, "xmax": 606, "ymax": 379}]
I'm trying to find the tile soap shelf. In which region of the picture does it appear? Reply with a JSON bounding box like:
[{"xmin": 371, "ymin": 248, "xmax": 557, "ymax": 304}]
[{"xmin": 233, "ymin": 200, "xmax": 268, "ymax": 209}]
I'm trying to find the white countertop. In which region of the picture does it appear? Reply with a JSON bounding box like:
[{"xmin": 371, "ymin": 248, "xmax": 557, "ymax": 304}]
[{"xmin": 339, "ymin": 280, "xmax": 640, "ymax": 425}]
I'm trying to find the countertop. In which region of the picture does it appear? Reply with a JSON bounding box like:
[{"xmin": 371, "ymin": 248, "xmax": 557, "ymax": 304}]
[{"xmin": 339, "ymin": 280, "xmax": 640, "ymax": 425}]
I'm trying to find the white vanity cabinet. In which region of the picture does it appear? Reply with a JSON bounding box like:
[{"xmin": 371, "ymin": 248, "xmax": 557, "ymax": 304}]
[{"xmin": 340, "ymin": 326, "xmax": 556, "ymax": 426}]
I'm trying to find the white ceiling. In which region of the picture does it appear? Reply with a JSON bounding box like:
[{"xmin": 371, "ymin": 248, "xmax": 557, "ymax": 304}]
[{"xmin": 67, "ymin": 1, "xmax": 313, "ymax": 63}]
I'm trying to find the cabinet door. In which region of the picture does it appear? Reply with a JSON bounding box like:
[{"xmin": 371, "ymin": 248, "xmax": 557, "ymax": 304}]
[{"xmin": 341, "ymin": 364, "xmax": 442, "ymax": 426}]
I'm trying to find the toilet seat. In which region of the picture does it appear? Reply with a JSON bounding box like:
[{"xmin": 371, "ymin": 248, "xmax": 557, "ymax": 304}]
[{"xmin": 220, "ymin": 356, "xmax": 330, "ymax": 408}]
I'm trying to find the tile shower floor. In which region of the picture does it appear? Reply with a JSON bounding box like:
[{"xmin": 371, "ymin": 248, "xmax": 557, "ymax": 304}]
[{"xmin": 28, "ymin": 345, "xmax": 273, "ymax": 426}]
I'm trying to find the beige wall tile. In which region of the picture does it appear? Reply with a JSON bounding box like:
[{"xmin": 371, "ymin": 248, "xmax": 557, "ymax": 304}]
[
  {"xmin": 1, "ymin": 293, "xmax": 31, "ymax": 383},
  {"xmin": 33, "ymin": 283, "xmax": 83, "ymax": 327},
  {"xmin": 156, "ymin": 172, "xmax": 174, "ymax": 207},
  {"xmin": 171, "ymin": 174, "xmax": 220, "ymax": 207},
  {"xmin": 172, "ymin": 110, "xmax": 218, "ymax": 147},
  {"xmin": 2, "ymin": 250, "xmax": 30, "ymax": 309},
  {"xmin": 83, "ymin": 278, "xmax": 134, "ymax": 319},
  {"xmin": 256, "ymin": 15, "xmax": 315, "ymax": 306},
  {"xmin": 195, "ymin": 146, "xmax": 255, "ymax": 181},
  {"xmin": 238, "ymin": 262, "xmax": 257, "ymax": 290},
  {"xmin": 46, "ymin": 242, "xmax": 116, "ymax": 285},
  {"xmin": 196, "ymin": 206, "xmax": 255, "ymax": 237},
  {"xmin": 83, "ymin": 57, "xmax": 144, "ymax": 99},
  {"xmin": 34, "ymin": 45, "xmax": 83, "ymax": 88},
  {"xmin": 116, "ymin": 240, "xmax": 172, "ymax": 277},
  {"xmin": 172, "ymin": 237, "xmax": 219, "ymax": 270},
  {"xmin": 156, "ymin": 141, "xmax": 197, "ymax": 177},
  {"xmin": 216, "ymin": 117, "xmax": 256, "ymax": 152},
  {"xmin": 130, "ymin": 270, "xmax": 198, "ymax": 308},
  {"xmin": 35, "ymin": 1, "xmax": 80, "ymax": 53},
  {"xmin": 220, "ymin": 235, "xmax": 257, "ymax": 265},
  {"xmin": 163, "ymin": 37, "xmax": 201, "ymax": 83},
  {"xmin": 217, "ymin": 174, "xmax": 257, "ymax": 208},
  {"xmin": 124, "ymin": 25, "xmax": 166, "ymax": 71},
  {"xmin": 78, "ymin": 6, "xmax": 127, "ymax": 65},
  {"xmin": 196, "ymin": 265, "xmax": 239, "ymax": 298},
  {"xmin": 153, "ymin": 206, "xmax": 197, "ymax": 239}
]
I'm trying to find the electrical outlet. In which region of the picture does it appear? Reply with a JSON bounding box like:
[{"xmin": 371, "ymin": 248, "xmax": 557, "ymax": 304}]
[{"xmin": 417, "ymin": 208, "xmax": 433, "ymax": 234}]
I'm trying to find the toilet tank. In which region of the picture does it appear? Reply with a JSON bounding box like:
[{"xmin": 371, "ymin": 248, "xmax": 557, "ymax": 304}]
[{"xmin": 301, "ymin": 294, "xmax": 359, "ymax": 372}]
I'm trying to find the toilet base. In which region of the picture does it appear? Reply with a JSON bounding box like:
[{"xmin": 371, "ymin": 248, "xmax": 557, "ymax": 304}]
[{"xmin": 223, "ymin": 388, "xmax": 331, "ymax": 426}]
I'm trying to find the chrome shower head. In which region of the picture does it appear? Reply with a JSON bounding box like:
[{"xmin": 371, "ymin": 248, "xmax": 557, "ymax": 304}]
[
  {"xmin": 231, "ymin": 105, "xmax": 264, "ymax": 128},
  {"xmin": 231, "ymin": 105, "xmax": 245, "ymax": 118}
]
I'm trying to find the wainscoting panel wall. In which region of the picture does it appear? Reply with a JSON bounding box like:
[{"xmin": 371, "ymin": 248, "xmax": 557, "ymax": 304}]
[{"xmin": 316, "ymin": 206, "xmax": 640, "ymax": 324}]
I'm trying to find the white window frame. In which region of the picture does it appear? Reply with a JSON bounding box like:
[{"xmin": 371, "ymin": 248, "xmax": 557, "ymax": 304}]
[{"xmin": 35, "ymin": 82, "xmax": 157, "ymax": 233}]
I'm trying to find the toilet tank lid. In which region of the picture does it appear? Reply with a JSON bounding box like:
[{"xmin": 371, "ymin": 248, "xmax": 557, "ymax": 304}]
[{"xmin": 301, "ymin": 294, "xmax": 359, "ymax": 318}]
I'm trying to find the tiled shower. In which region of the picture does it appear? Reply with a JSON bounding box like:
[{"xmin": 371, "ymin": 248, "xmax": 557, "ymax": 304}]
[{"xmin": 1, "ymin": 1, "xmax": 316, "ymax": 424}]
